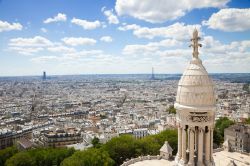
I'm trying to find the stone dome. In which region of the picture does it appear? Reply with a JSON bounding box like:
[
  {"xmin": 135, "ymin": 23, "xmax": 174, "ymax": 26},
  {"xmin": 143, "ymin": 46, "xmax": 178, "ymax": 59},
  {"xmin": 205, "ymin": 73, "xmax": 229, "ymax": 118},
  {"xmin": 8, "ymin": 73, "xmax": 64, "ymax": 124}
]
[{"xmin": 175, "ymin": 57, "xmax": 216, "ymax": 111}]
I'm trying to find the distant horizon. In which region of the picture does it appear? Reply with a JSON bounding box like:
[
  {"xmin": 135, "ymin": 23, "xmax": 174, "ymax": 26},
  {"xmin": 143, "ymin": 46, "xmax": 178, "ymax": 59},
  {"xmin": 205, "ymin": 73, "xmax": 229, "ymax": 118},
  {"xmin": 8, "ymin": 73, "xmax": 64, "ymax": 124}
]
[{"xmin": 0, "ymin": 72, "xmax": 250, "ymax": 78}]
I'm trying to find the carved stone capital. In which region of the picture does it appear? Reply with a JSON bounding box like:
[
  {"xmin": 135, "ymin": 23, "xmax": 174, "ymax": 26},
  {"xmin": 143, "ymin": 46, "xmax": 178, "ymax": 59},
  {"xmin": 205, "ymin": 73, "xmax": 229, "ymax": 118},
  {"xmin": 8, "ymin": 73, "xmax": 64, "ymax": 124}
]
[
  {"xmin": 188, "ymin": 115, "xmax": 210, "ymax": 123},
  {"xmin": 189, "ymin": 126, "xmax": 195, "ymax": 132},
  {"xmin": 199, "ymin": 128, "xmax": 204, "ymax": 133}
]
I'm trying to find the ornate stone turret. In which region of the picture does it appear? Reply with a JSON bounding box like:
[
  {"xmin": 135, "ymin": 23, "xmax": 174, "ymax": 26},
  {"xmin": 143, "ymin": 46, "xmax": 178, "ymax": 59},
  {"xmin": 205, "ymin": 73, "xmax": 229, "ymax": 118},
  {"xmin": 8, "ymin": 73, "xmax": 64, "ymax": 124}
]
[
  {"xmin": 175, "ymin": 29, "xmax": 216, "ymax": 166},
  {"xmin": 160, "ymin": 141, "xmax": 173, "ymax": 159},
  {"xmin": 189, "ymin": 28, "xmax": 202, "ymax": 59}
]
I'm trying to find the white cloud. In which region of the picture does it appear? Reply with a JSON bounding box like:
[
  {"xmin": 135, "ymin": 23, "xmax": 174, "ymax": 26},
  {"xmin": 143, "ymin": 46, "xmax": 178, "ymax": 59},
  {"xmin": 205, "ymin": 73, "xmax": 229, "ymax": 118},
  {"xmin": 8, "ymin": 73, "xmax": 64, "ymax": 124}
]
[
  {"xmin": 9, "ymin": 47, "xmax": 44, "ymax": 55},
  {"xmin": 71, "ymin": 18, "xmax": 101, "ymax": 30},
  {"xmin": 202, "ymin": 36, "xmax": 231, "ymax": 54},
  {"xmin": 62, "ymin": 37, "xmax": 97, "ymax": 46},
  {"xmin": 44, "ymin": 13, "xmax": 67, "ymax": 24},
  {"xmin": 239, "ymin": 41, "xmax": 250, "ymax": 52},
  {"xmin": 0, "ymin": 20, "xmax": 23, "ymax": 32},
  {"xmin": 8, "ymin": 36, "xmax": 53, "ymax": 55},
  {"xmin": 47, "ymin": 46, "xmax": 76, "ymax": 53},
  {"xmin": 119, "ymin": 22, "xmax": 201, "ymax": 40},
  {"xmin": 9, "ymin": 36, "xmax": 52, "ymax": 47},
  {"xmin": 194, "ymin": 35, "xmax": 250, "ymax": 73},
  {"xmin": 203, "ymin": 51, "xmax": 250, "ymax": 73},
  {"xmin": 202, "ymin": 36, "xmax": 250, "ymax": 54},
  {"xmin": 31, "ymin": 56, "xmax": 58, "ymax": 63},
  {"xmin": 30, "ymin": 49, "xmax": 104, "ymax": 63},
  {"xmin": 123, "ymin": 39, "xmax": 182, "ymax": 55},
  {"xmin": 134, "ymin": 23, "xmax": 201, "ymax": 40},
  {"xmin": 202, "ymin": 8, "xmax": 250, "ymax": 32},
  {"xmin": 158, "ymin": 49, "xmax": 191, "ymax": 57},
  {"xmin": 102, "ymin": 23, "xmax": 107, "ymax": 28},
  {"xmin": 103, "ymin": 9, "xmax": 119, "ymax": 24},
  {"xmin": 31, "ymin": 49, "xmax": 104, "ymax": 63},
  {"xmin": 115, "ymin": 0, "xmax": 229, "ymax": 23},
  {"xmin": 100, "ymin": 36, "xmax": 113, "ymax": 42},
  {"xmin": 118, "ymin": 24, "xmax": 140, "ymax": 31},
  {"xmin": 65, "ymin": 50, "xmax": 103, "ymax": 58},
  {"xmin": 40, "ymin": 28, "xmax": 47, "ymax": 33},
  {"xmin": 123, "ymin": 44, "xmax": 159, "ymax": 56}
]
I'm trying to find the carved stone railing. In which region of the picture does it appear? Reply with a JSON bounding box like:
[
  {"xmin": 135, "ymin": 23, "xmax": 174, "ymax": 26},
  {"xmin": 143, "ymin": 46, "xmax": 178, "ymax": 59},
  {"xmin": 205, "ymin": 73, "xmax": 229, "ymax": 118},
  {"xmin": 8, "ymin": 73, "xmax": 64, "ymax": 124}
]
[
  {"xmin": 121, "ymin": 155, "xmax": 172, "ymax": 166},
  {"xmin": 213, "ymin": 148, "xmax": 223, "ymax": 153}
]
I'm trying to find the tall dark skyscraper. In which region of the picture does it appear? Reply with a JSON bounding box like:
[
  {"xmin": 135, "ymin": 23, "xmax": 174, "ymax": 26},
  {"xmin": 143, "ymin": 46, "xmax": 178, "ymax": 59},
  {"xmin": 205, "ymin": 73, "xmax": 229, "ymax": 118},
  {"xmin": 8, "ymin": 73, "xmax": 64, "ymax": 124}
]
[
  {"xmin": 43, "ymin": 71, "xmax": 46, "ymax": 80},
  {"xmin": 150, "ymin": 67, "xmax": 155, "ymax": 80}
]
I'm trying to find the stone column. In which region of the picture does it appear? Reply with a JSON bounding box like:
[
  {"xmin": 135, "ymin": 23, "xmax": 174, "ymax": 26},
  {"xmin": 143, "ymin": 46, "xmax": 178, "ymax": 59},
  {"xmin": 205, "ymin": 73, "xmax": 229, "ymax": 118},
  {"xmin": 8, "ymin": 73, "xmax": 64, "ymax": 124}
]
[
  {"xmin": 195, "ymin": 127, "xmax": 198, "ymax": 152},
  {"xmin": 177, "ymin": 126, "xmax": 182, "ymax": 160},
  {"xmin": 188, "ymin": 127, "xmax": 190, "ymax": 150},
  {"xmin": 197, "ymin": 127, "xmax": 204, "ymax": 166},
  {"xmin": 205, "ymin": 127, "xmax": 211, "ymax": 164},
  {"xmin": 188, "ymin": 127, "xmax": 195, "ymax": 165},
  {"xmin": 210, "ymin": 128, "xmax": 214, "ymax": 161},
  {"xmin": 181, "ymin": 127, "xmax": 187, "ymax": 164}
]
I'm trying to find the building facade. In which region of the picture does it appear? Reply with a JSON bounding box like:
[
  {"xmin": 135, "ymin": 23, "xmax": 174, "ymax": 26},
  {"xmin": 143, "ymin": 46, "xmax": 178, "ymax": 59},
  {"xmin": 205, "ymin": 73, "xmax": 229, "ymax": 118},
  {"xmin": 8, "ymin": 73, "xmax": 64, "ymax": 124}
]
[
  {"xmin": 0, "ymin": 128, "xmax": 32, "ymax": 149},
  {"xmin": 224, "ymin": 124, "xmax": 250, "ymax": 153},
  {"xmin": 39, "ymin": 127, "xmax": 82, "ymax": 147},
  {"xmin": 133, "ymin": 128, "xmax": 148, "ymax": 139},
  {"xmin": 175, "ymin": 29, "xmax": 216, "ymax": 166}
]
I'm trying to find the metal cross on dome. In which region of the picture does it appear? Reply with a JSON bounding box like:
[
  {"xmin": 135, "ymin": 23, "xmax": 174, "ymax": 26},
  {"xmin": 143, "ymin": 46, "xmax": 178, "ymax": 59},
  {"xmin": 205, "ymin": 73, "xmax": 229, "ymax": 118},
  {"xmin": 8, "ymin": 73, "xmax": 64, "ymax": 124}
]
[{"xmin": 189, "ymin": 28, "xmax": 202, "ymax": 59}]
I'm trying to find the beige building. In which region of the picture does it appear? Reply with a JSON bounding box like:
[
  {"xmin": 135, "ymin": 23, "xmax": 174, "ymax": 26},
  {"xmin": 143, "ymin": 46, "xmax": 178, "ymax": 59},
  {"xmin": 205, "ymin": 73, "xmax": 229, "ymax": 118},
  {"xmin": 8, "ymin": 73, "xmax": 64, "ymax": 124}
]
[
  {"xmin": 39, "ymin": 127, "xmax": 82, "ymax": 147},
  {"xmin": 0, "ymin": 128, "xmax": 32, "ymax": 149},
  {"xmin": 224, "ymin": 124, "xmax": 250, "ymax": 153}
]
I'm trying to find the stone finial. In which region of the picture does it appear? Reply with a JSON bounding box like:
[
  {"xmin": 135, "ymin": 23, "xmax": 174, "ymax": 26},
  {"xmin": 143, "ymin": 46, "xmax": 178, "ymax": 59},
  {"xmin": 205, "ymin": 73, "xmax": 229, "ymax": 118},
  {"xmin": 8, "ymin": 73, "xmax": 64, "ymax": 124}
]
[{"xmin": 189, "ymin": 28, "xmax": 202, "ymax": 59}]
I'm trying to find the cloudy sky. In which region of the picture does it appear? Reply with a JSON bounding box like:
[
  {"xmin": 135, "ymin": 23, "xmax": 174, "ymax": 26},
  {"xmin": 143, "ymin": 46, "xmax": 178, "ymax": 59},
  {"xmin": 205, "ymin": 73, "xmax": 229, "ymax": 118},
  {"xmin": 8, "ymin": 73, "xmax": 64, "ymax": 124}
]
[{"xmin": 0, "ymin": 0, "xmax": 250, "ymax": 76}]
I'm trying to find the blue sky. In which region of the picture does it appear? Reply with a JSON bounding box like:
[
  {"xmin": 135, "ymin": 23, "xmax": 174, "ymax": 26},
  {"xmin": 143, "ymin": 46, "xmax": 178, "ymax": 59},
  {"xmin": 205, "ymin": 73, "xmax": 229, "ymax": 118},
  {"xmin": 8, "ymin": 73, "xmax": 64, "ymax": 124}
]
[{"xmin": 0, "ymin": 0, "xmax": 250, "ymax": 76}]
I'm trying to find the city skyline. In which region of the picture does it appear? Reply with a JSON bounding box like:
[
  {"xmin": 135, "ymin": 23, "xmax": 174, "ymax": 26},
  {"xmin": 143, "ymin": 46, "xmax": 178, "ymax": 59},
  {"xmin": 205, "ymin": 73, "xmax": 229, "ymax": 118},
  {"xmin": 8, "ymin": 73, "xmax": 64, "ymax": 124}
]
[{"xmin": 0, "ymin": 0, "xmax": 250, "ymax": 76}]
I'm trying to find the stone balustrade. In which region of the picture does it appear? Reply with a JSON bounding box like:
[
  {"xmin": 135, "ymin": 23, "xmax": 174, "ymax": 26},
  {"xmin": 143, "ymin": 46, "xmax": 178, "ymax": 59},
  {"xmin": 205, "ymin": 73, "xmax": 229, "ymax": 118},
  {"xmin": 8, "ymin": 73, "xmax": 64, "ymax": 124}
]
[
  {"xmin": 213, "ymin": 148, "xmax": 223, "ymax": 153},
  {"xmin": 121, "ymin": 155, "xmax": 172, "ymax": 166}
]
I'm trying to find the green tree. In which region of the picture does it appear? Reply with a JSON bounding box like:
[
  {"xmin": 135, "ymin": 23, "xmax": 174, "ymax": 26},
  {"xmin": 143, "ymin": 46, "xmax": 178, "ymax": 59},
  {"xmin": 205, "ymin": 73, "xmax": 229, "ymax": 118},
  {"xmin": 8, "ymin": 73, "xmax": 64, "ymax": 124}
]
[
  {"xmin": 156, "ymin": 130, "xmax": 178, "ymax": 154},
  {"xmin": 140, "ymin": 129, "xmax": 178, "ymax": 155},
  {"xmin": 102, "ymin": 130, "xmax": 177, "ymax": 165},
  {"xmin": 167, "ymin": 105, "xmax": 176, "ymax": 114},
  {"xmin": 213, "ymin": 129, "xmax": 223, "ymax": 146},
  {"xmin": 102, "ymin": 135, "xmax": 138, "ymax": 165},
  {"xmin": 4, "ymin": 147, "xmax": 75, "ymax": 166},
  {"xmin": 92, "ymin": 137, "xmax": 101, "ymax": 148},
  {"xmin": 139, "ymin": 136, "xmax": 161, "ymax": 155},
  {"xmin": 2, "ymin": 130, "xmax": 178, "ymax": 166},
  {"xmin": 0, "ymin": 146, "xmax": 18, "ymax": 166},
  {"xmin": 214, "ymin": 117, "xmax": 234, "ymax": 145},
  {"xmin": 244, "ymin": 118, "xmax": 250, "ymax": 124},
  {"xmin": 28, "ymin": 147, "xmax": 75, "ymax": 166},
  {"xmin": 61, "ymin": 148, "xmax": 114, "ymax": 166},
  {"xmin": 5, "ymin": 152, "xmax": 35, "ymax": 166}
]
